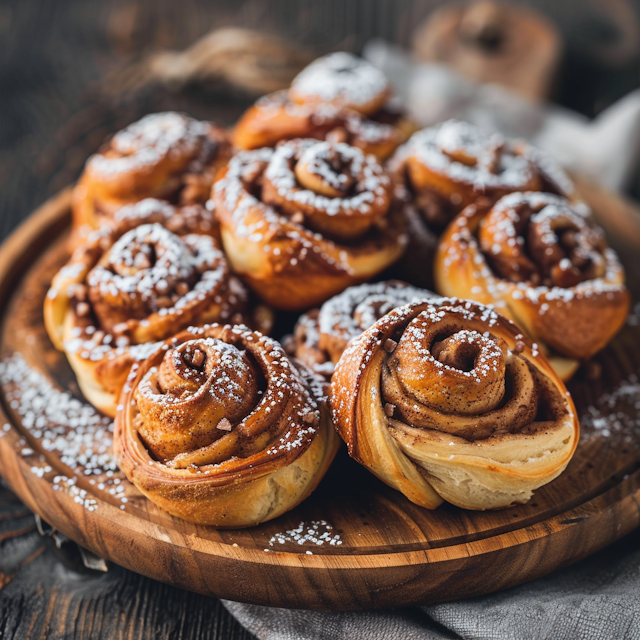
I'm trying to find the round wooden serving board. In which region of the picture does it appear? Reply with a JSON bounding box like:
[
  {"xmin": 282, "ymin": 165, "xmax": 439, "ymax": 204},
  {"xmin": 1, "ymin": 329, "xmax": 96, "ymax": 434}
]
[{"xmin": 0, "ymin": 182, "xmax": 640, "ymax": 611}]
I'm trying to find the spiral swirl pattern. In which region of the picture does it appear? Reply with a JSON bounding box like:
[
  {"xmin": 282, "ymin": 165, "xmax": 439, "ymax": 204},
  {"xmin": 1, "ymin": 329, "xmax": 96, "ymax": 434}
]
[
  {"xmin": 479, "ymin": 193, "xmax": 605, "ymax": 287},
  {"xmin": 44, "ymin": 217, "xmax": 249, "ymax": 417},
  {"xmin": 137, "ymin": 337, "xmax": 261, "ymax": 464},
  {"xmin": 262, "ymin": 139, "xmax": 392, "ymax": 240},
  {"xmin": 72, "ymin": 112, "xmax": 231, "ymax": 246},
  {"xmin": 232, "ymin": 53, "xmax": 413, "ymax": 160},
  {"xmin": 87, "ymin": 223, "xmax": 231, "ymax": 333},
  {"xmin": 292, "ymin": 281, "xmax": 434, "ymax": 376},
  {"xmin": 85, "ymin": 113, "xmax": 223, "ymax": 197},
  {"xmin": 330, "ymin": 298, "xmax": 578, "ymax": 510},
  {"xmin": 214, "ymin": 139, "xmax": 407, "ymax": 310},
  {"xmin": 115, "ymin": 324, "xmax": 338, "ymax": 526},
  {"xmin": 389, "ymin": 120, "xmax": 573, "ymax": 232},
  {"xmin": 381, "ymin": 310, "xmax": 536, "ymax": 438},
  {"xmin": 435, "ymin": 192, "xmax": 630, "ymax": 369}
]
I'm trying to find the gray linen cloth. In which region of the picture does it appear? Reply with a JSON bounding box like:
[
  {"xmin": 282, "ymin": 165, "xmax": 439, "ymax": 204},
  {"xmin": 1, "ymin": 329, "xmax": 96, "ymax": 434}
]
[
  {"xmin": 223, "ymin": 43, "xmax": 640, "ymax": 639},
  {"xmin": 223, "ymin": 528, "xmax": 640, "ymax": 639}
]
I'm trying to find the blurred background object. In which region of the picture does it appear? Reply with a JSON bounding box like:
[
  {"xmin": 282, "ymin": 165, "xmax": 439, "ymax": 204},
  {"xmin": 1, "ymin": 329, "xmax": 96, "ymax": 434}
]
[
  {"xmin": 412, "ymin": 1, "xmax": 562, "ymax": 101},
  {"xmin": 107, "ymin": 27, "xmax": 315, "ymax": 97}
]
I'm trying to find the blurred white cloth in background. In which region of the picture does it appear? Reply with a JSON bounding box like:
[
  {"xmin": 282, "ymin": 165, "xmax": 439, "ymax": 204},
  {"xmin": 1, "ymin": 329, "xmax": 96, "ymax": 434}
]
[{"xmin": 364, "ymin": 40, "xmax": 640, "ymax": 192}]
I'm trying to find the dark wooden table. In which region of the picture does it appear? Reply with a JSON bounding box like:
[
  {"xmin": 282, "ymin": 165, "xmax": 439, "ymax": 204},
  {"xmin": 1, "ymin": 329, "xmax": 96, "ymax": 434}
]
[
  {"xmin": 0, "ymin": 478, "xmax": 254, "ymax": 639},
  {"xmin": 2, "ymin": 1, "xmax": 640, "ymax": 637}
]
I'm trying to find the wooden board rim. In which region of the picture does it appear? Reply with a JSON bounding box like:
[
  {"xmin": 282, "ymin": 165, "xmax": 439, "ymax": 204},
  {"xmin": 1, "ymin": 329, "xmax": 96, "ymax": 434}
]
[{"xmin": 0, "ymin": 187, "xmax": 639, "ymax": 610}]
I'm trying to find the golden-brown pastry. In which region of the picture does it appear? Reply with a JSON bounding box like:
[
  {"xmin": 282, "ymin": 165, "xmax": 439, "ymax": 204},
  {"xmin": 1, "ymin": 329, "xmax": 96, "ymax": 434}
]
[
  {"xmin": 290, "ymin": 280, "xmax": 434, "ymax": 378},
  {"xmin": 114, "ymin": 324, "xmax": 339, "ymax": 527},
  {"xmin": 94, "ymin": 196, "xmax": 221, "ymax": 240},
  {"xmin": 330, "ymin": 298, "xmax": 579, "ymax": 510},
  {"xmin": 233, "ymin": 52, "xmax": 415, "ymax": 160},
  {"xmin": 45, "ymin": 209, "xmax": 251, "ymax": 417},
  {"xmin": 214, "ymin": 138, "xmax": 408, "ymax": 310},
  {"xmin": 435, "ymin": 192, "xmax": 631, "ymax": 380},
  {"xmin": 72, "ymin": 112, "xmax": 231, "ymax": 245},
  {"xmin": 387, "ymin": 119, "xmax": 575, "ymax": 288},
  {"xmin": 389, "ymin": 119, "xmax": 575, "ymax": 233}
]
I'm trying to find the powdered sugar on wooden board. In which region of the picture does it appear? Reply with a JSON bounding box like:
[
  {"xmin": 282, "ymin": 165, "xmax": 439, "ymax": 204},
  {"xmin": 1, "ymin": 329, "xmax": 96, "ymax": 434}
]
[
  {"xmin": 0, "ymin": 353, "xmax": 130, "ymax": 511},
  {"xmin": 580, "ymin": 373, "xmax": 640, "ymax": 445},
  {"xmin": 266, "ymin": 520, "xmax": 342, "ymax": 553}
]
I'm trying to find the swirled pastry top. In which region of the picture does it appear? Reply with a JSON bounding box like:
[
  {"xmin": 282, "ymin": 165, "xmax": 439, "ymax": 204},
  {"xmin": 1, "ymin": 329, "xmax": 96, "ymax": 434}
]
[
  {"xmin": 72, "ymin": 112, "xmax": 232, "ymax": 246},
  {"xmin": 479, "ymin": 192, "xmax": 606, "ymax": 287},
  {"xmin": 114, "ymin": 324, "xmax": 338, "ymax": 526},
  {"xmin": 232, "ymin": 53, "xmax": 413, "ymax": 160},
  {"xmin": 289, "ymin": 52, "xmax": 391, "ymax": 115},
  {"xmin": 389, "ymin": 119, "xmax": 575, "ymax": 231},
  {"xmin": 130, "ymin": 326, "xmax": 325, "ymax": 465},
  {"xmin": 213, "ymin": 139, "xmax": 407, "ymax": 309},
  {"xmin": 435, "ymin": 192, "xmax": 630, "ymax": 363},
  {"xmin": 217, "ymin": 139, "xmax": 393, "ymax": 242},
  {"xmin": 292, "ymin": 280, "xmax": 435, "ymax": 377},
  {"xmin": 83, "ymin": 112, "xmax": 228, "ymax": 198},
  {"xmin": 45, "ymin": 213, "xmax": 249, "ymax": 416},
  {"xmin": 330, "ymin": 298, "xmax": 579, "ymax": 510},
  {"xmin": 84, "ymin": 224, "xmax": 240, "ymax": 332},
  {"xmin": 261, "ymin": 138, "xmax": 392, "ymax": 238}
]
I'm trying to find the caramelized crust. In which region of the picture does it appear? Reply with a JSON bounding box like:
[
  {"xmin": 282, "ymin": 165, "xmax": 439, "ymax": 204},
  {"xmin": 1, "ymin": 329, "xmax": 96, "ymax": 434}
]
[
  {"xmin": 435, "ymin": 193, "xmax": 630, "ymax": 377},
  {"xmin": 72, "ymin": 112, "xmax": 231, "ymax": 246},
  {"xmin": 114, "ymin": 324, "xmax": 339, "ymax": 527},
  {"xmin": 214, "ymin": 139, "xmax": 408, "ymax": 310},
  {"xmin": 44, "ymin": 209, "xmax": 250, "ymax": 417},
  {"xmin": 232, "ymin": 52, "xmax": 415, "ymax": 160},
  {"xmin": 330, "ymin": 298, "xmax": 579, "ymax": 510},
  {"xmin": 289, "ymin": 52, "xmax": 391, "ymax": 115},
  {"xmin": 389, "ymin": 120, "xmax": 575, "ymax": 233}
]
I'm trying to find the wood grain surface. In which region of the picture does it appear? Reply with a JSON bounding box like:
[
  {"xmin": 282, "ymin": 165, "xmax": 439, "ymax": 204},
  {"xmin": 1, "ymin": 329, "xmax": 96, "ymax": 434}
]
[
  {"xmin": 0, "ymin": 186, "xmax": 639, "ymax": 611},
  {"xmin": 0, "ymin": 482, "xmax": 253, "ymax": 640},
  {"xmin": 3, "ymin": 1, "xmax": 640, "ymax": 635}
]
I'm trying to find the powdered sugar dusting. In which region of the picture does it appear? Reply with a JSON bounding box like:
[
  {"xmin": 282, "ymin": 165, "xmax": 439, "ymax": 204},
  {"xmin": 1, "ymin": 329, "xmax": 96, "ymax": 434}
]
[
  {"xmin": 215, "ymin": 142, "xmax": 405, "ymax": 280},
  {"xmin": 0, "ymin": 353, "xmax": 130, "ymax": 511},
  {"xmin": 264, "ymin": 139, "xmax": 390, "ymax": 218},
  {"xmin": 318, "ymin": 280, "xmax": 435, "ymax": 339},
  {"xmin": 88, "ymin": 112, "xmax": 210, "ymax": 178},
  {"xmin": 58, "ymin": 222, "xmax": 246, "ymax": 374},
  {"xmin": 267, "ymin": 520, "xmax": 342, "ymax": 549},
  {"xmin": 580, "ymin": 373, "xmax": 640, "ymax": 445},
  {"xmin": 440, "ymin": 193, "xmax": 627, "ymax": 315},
  {"xmin": 406, "ymin": 120, "xmax": 536, "ymax": 190},
  {"xmin": 291, "ymin": 52, "xmax": 389, "ymax": 109}
]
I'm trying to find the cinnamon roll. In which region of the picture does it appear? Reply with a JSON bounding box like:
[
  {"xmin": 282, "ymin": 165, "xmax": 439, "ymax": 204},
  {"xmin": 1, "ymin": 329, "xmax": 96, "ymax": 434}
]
[
  {"xmin": 114, "ymin": 324, "xmax": 339, "ymax": 527},
  {"xmin": 388, "ymin": 119, "xmax": 576, "ymax": 288},
  {"xmin": 72, "ymin": 112, "xmax": 231, "ymax": 244},
  {"xmin": 214, "ymin": 138, "xmax": 408, "ymax": 310},
  {"xmin": 99, "ymin": 197, "xmax": 220, "ymax": 240},
  {"xmin": 233, "ymin": 52, "xmax": 415, "ymax": 160},
  {"xmin": 45, "ymin": 215, "xmax": 250, "ymax": 416},
  {"xmin": 291, "ymin": 281, "xmax": 434, "ymax": 378},
  {"xmin": 330, "ymin": 299, "xmax": 579, "ymax": 510},
  {"xmin": 390, "ymin": 119, "xmax": 575, "ymax": 233},
  {"xmin": 434, "ymin": 192, "xmax": 631, "ymax": 380}
]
